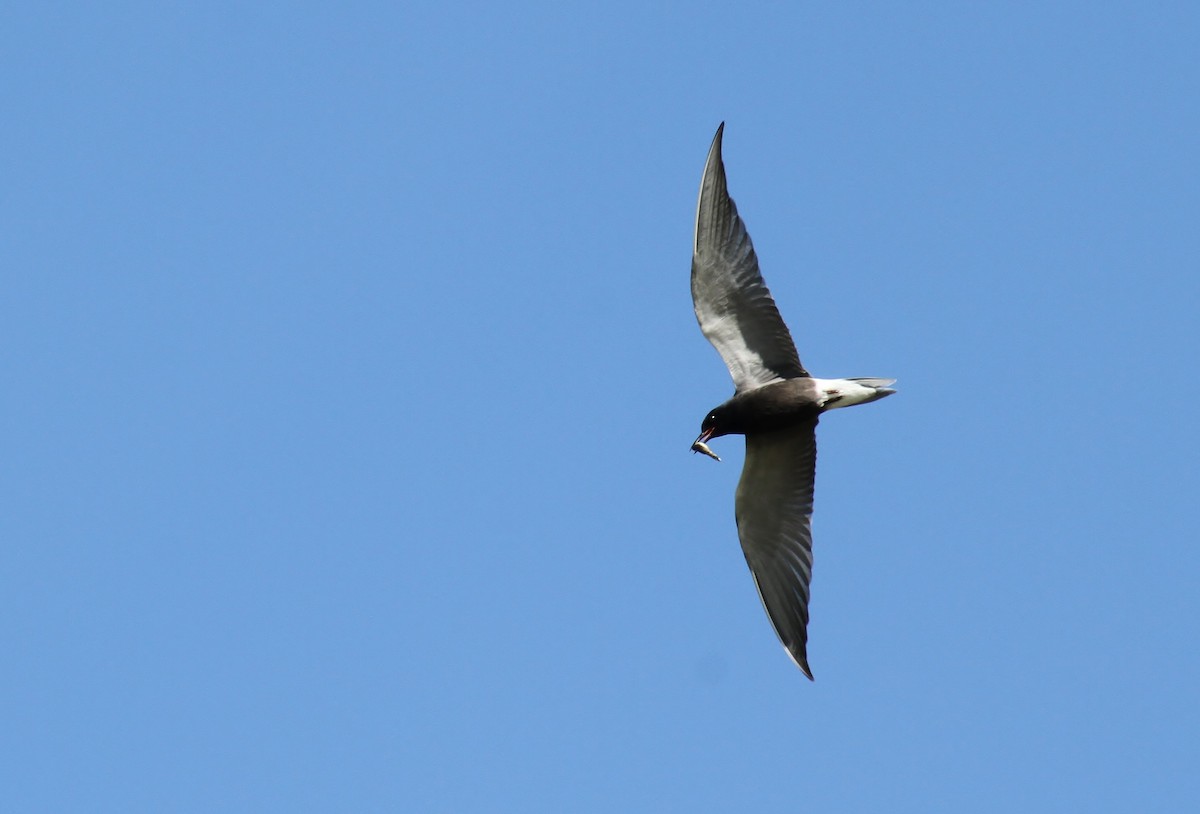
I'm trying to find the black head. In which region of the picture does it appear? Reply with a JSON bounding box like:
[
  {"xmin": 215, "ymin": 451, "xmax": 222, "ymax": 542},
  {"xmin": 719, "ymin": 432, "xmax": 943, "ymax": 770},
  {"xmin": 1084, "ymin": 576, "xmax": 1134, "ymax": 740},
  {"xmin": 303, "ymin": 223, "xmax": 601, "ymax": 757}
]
[{"xmin": 695, "ymin": 403, "xmax": 737, "ymax": 444}]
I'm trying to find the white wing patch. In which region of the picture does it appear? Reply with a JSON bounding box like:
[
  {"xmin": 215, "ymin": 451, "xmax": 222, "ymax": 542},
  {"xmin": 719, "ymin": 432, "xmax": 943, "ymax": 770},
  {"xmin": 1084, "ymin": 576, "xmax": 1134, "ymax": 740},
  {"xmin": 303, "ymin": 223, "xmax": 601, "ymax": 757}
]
[{"xmin": 696, "ymin": 312, "xmax": 785, "ymax": 391}]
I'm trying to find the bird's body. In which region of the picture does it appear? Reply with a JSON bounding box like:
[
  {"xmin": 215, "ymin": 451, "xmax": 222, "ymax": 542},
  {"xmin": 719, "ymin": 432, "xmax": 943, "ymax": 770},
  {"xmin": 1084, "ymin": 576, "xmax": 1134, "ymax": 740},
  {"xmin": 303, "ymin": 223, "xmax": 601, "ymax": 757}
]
[
  {"xmin": 699, "ymin": 377, "xmax": 895, "ymax": 437},
  {"xmin": 690, "ymin": 124, "xmax": 895, "ymax": 679}
]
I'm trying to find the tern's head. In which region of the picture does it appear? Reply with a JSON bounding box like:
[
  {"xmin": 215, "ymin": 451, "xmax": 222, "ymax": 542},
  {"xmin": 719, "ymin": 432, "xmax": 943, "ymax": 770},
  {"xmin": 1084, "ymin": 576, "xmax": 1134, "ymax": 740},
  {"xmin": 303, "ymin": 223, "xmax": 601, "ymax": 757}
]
[{"xmin": 696, "ymin": 403, "xmax": 739, "ymax": 444}]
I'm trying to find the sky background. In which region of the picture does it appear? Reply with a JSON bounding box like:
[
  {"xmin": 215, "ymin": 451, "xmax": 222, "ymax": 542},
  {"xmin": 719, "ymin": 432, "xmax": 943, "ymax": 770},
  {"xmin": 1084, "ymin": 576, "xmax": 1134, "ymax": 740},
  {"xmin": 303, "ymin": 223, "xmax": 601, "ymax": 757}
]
[{"xmin": 3, "ymin": 2, "xmax": 1198, "ymax": 811}]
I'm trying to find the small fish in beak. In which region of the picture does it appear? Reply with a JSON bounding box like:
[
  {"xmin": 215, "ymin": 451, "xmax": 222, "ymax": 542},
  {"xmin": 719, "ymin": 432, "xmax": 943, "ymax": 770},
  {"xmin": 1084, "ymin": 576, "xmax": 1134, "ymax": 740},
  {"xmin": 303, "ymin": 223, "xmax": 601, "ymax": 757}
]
[{"xmin": 691, "ymin": 440, "xmax": 721, "ymax": 461}]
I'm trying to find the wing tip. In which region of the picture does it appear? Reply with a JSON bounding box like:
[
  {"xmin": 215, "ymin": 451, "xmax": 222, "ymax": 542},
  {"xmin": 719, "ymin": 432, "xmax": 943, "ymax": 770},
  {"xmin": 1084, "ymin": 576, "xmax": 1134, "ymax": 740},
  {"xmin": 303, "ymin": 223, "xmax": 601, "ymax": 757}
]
[
  {"xmin": 785, "ymin": 646, "xmax": 815, "ymax": 681},
  {"xmin": 695, "ymin": 124, "xmax": 731, "ymax": 256},
  {"xmin": 707, "ymin": 122, "xmax": 726, "ymax": 162}
]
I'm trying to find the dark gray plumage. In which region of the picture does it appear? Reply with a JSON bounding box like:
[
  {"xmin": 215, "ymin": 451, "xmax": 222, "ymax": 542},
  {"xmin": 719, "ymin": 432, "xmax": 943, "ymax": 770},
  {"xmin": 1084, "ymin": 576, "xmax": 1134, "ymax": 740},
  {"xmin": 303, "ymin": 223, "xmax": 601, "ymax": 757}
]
[{"xmin": 691, "ymin": 124, "xmax": 895, "ymax": 679}]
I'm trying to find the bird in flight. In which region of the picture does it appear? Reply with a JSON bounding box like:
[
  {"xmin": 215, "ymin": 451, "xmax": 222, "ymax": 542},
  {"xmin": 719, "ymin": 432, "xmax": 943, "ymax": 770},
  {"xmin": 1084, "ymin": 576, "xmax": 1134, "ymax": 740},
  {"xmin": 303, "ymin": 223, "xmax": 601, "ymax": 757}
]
[{"xmin": 690, "ymin": 123, "xmax": 896, "ymax": 679}]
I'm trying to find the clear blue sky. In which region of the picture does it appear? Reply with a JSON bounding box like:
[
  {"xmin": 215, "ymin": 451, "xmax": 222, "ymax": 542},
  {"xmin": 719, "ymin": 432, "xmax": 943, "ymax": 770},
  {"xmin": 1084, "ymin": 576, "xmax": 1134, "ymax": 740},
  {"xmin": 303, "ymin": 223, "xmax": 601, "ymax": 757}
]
[{"xmin": 3, "ymin": 2, "xmax": 1198, "ymax": 811}]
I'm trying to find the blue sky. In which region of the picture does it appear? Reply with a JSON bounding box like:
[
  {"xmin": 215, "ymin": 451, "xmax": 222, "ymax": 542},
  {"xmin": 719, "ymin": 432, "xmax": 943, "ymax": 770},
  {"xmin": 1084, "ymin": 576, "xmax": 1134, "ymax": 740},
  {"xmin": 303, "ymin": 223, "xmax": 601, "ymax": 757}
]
[{"xmin": 3, "ymin": 2, "xmax": 1198, "ymax": 810}]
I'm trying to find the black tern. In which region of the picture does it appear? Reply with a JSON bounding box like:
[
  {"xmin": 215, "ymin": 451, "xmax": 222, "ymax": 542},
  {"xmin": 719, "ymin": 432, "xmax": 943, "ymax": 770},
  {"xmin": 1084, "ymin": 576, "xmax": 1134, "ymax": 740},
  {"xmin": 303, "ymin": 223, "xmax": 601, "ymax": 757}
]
[{"xmin": 691, "ymin": 123, "xmax": 896, "ymax": 679}]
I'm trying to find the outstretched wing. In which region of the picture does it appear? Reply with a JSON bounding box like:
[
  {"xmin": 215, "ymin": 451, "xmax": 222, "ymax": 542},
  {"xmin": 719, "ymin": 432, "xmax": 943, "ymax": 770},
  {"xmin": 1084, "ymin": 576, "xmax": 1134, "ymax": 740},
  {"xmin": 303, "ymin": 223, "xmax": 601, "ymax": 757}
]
[
  {"xmin": 692, "ymin": 124, "xmax": 807, "ymax": 393},
  {"xmin": 735, "ymin": 419, "xmax": 819, "ymax": 679}
]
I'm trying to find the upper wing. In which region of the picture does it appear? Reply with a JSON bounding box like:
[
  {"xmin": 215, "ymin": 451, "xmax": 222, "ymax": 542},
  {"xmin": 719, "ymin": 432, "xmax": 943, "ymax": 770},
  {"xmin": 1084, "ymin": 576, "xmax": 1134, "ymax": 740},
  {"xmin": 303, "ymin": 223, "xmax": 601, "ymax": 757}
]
[
  {"xmin": 692, "ymin": 124, "xmax": 807, "ymax": 393},
  {"xmin": 735, "ymin": 419, "xmax": 819, "ymax": 679}
]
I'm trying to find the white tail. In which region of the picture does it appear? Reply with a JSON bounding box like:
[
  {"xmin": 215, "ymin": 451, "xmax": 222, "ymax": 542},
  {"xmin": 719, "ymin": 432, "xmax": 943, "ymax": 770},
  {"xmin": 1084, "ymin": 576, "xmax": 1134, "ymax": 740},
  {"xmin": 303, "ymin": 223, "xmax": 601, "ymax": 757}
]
[{"xmin": 811, "ymin": 377, "xmax": 897, "ymax": 409}]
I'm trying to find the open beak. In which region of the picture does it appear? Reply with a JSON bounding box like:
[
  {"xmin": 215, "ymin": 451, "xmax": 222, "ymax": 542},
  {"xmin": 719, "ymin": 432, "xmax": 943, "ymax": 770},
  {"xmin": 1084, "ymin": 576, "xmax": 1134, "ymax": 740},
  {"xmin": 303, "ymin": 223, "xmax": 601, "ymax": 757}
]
[{"xmin": 691, "ymin": 429, "xmax": 720, "ymax": 461}]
